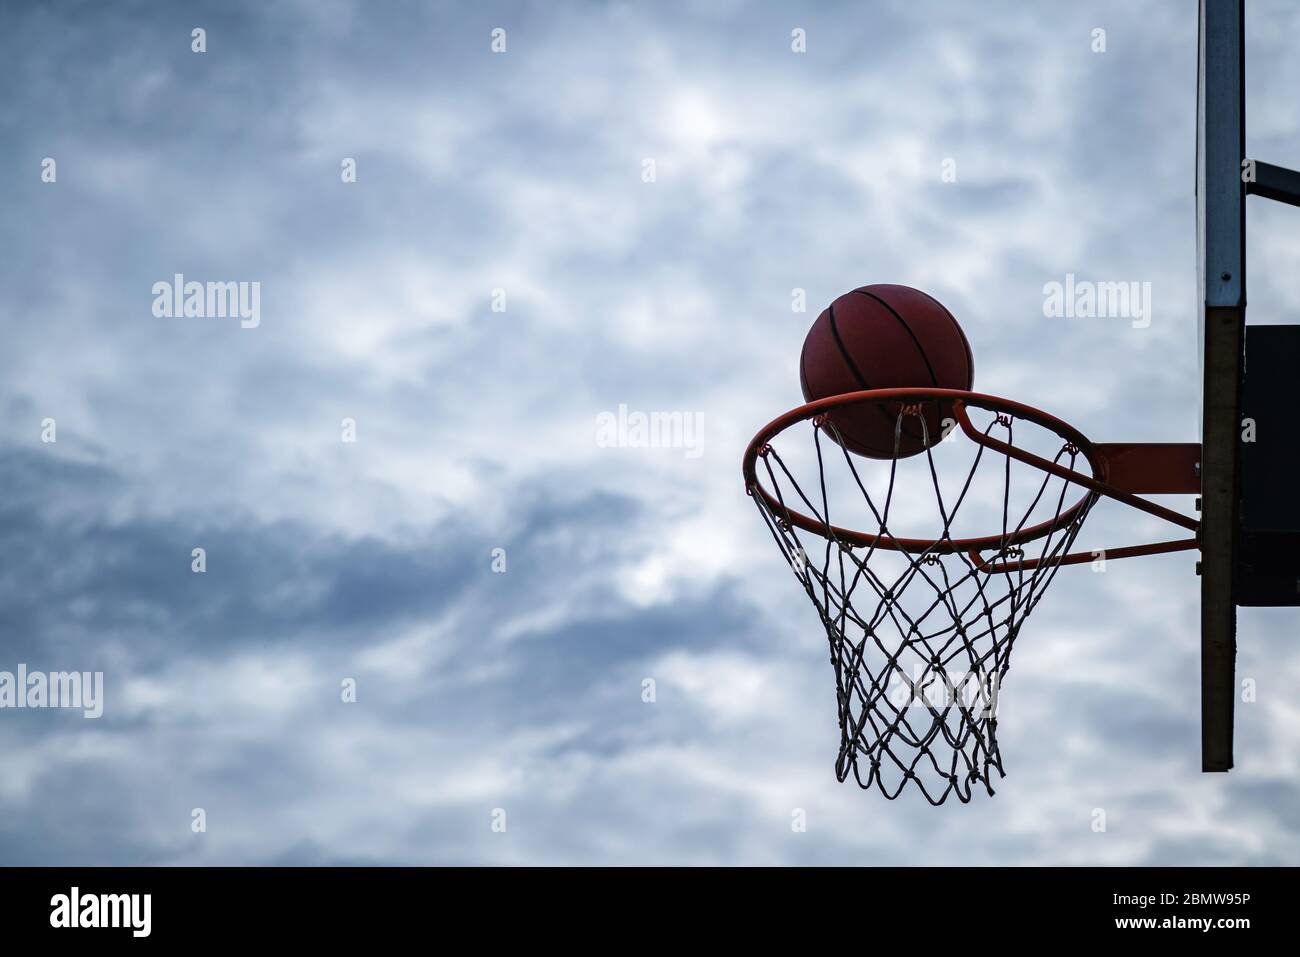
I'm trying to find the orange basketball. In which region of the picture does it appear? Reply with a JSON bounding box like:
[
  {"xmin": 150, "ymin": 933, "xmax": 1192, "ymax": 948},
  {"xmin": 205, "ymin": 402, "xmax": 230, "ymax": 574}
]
[{"xmin": 799, "ymin": 285, "xmax": 974, "ymax": 458}]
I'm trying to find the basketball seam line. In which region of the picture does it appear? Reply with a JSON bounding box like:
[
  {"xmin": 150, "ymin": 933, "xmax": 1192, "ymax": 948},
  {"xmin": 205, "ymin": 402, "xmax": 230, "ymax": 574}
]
[
  {"xmin": 852, "ymin": 289, "xmax": 944, "ymax": 387},
  {"xmin": 858, "ymin": 286, "xmax": 973, "ymax": 448},
  {"xmin": 827, "ymin": 301, "xmax": 872, "ymax": 389},
  {"xmin": 828, "ymin": 299, "xmax": 926, "ymax": 453},
  {"xmin": 905, "ymin": 286, "xmax": 975, "ymax": 383}
]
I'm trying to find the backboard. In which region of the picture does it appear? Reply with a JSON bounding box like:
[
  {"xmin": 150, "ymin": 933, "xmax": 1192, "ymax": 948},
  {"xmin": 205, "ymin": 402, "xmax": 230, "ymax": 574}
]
[{"xmin": 1195, "ymin": 0, "xmax": 1245, "ymax": 772}]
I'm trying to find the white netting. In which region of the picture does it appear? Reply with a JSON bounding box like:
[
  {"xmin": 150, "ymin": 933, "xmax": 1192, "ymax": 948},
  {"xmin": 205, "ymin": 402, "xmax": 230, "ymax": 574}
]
[{"xmin": 748, "ymin": 398, "xmax": 1099, "ymax": 803}]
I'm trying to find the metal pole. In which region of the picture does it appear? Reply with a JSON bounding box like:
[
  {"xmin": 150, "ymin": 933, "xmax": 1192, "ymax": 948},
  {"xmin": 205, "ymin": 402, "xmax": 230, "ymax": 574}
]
[{"xmin": 1196, "ymin": 0, "xmax": 1245, "ymax": 772}]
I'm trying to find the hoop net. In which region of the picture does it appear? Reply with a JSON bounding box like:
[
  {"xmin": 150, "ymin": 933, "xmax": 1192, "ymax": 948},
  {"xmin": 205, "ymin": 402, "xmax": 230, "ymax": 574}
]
[{"xmin": 747, "ymin": 395, "xmax": 1099, "ymax": 804}]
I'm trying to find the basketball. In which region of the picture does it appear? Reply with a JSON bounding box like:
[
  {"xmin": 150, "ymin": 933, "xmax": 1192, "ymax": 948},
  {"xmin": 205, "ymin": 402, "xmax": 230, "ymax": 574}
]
[{"xmin": 799, "ymin": 284, "xmax": 974, "ymax": 458}]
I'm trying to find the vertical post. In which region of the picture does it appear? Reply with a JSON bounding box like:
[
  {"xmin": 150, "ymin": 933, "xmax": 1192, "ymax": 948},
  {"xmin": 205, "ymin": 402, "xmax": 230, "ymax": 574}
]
[{"xmin": 1196, "ymin": 0, "xmax": 1244, "ymax": 772}]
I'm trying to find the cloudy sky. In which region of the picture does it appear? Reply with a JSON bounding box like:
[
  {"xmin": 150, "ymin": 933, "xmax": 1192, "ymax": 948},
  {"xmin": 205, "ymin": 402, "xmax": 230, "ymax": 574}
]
[{"xmin": 2, "ymin": 0, "xmax": 1299, "ymax": 865}]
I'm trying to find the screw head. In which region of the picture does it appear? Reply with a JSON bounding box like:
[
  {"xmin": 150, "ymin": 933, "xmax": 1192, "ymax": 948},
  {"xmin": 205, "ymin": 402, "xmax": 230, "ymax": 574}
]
[{"xmin": 1221, "ymin": 272, "xmax": 1232, "ymax": 281}]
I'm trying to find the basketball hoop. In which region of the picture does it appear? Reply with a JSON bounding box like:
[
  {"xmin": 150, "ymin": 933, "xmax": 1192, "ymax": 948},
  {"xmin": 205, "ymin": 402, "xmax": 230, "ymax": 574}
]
[{"xmin": 743, "ymin": 388, "xmax": 1200, "ymax": 803}]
